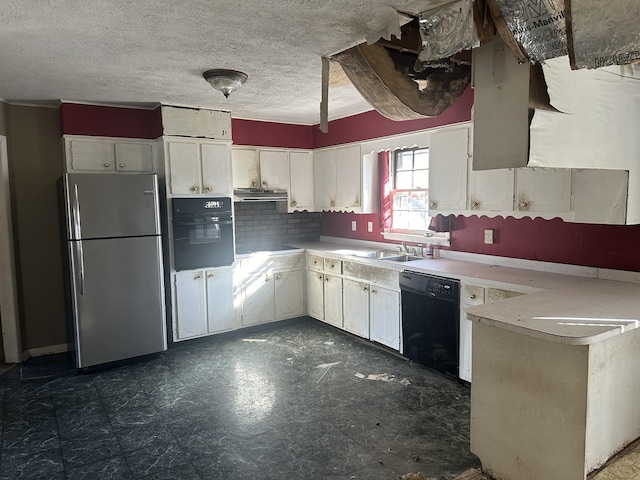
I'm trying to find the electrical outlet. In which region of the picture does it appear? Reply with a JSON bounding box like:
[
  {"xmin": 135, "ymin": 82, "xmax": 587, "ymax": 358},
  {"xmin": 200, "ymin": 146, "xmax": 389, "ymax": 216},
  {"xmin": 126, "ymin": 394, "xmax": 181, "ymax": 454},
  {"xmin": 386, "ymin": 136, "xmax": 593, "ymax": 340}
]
[
  {"xmin": 351, "ymin": 221, "xmax": 357, "ymax": 231},
  {"xmin": 367, "ymin": 221, "xmax": 373, "ymax": 233},
  {"xmin": 484, "ymin": 229, "xmax": 494, "ymax": 244}
]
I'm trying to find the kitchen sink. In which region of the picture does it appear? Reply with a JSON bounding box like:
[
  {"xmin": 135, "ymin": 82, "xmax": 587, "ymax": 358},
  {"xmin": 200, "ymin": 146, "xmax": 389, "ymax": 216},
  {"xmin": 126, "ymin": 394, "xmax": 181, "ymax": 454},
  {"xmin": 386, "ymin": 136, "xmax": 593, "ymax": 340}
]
[
  {"xmin": 349, "ymin": 250, "xmax": 400, "ymax": 259},
  {"xmin": 383, "ymin": 255, "xmax": 424, "ymax": 262}
]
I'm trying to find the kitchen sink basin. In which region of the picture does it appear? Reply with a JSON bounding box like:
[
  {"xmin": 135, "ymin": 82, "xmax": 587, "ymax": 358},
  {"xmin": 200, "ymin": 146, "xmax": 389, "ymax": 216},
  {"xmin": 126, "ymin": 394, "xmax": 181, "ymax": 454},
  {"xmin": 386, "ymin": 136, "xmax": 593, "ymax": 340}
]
[
  {"xmin": 349, "ymin": 250, "xmax": 400, "ymax": 259},
  {"xmin": 383, "ymin": 255, "xmax": 423, "ymax": 262}
]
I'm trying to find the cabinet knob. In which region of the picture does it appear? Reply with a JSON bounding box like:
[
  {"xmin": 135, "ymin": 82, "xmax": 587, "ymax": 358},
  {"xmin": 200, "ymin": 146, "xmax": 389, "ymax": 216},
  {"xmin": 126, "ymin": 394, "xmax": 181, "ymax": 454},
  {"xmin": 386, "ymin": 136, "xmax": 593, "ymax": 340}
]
[
  {"xmin": 207, "ymin": 273, "xmax": 214, "ymax": 278},
  {"xmin": 430, "ymin": 201, "xmax": 437, "ymax": 208},
  {"xmin": 204, "ymin": 186, "xmax": 212, "ymax": 192},
  {"xmin": 262, "ymin": 181, "xmax": 268, "ymax": 187},
  {"xmin": 325, "ymin": 277, "xmax": 329, "ymax": 283},
  {"xmin": 192, "ymin": 186, "xmax": 199, "ymax": 192},
  {"xmin": 275, "ymin": 273, "xmax": 282, "ymax": 280},
  {"xmin": 291, "ymin": 200, "xmax": 297, "ymax": 206},
  {"xmin": 318, "ymin": 274, "xmax": 322, "ymax": 280},
  {"xmin": 371, "ymin": 289, "xmax": 377, "ymax": 294},
  {"xmin": 194, "ymin": 273, "xmax": 202, "ymax": 280},
  {"xmin": 519, "ymin": 200, "xmax": 529, "ymax": 209},
  {"xmin": 118, "ymin": 164, "xmax": 125, "ymax": 168},
  {"xmin": 470, "ymin": 294, "xmax": 476, "ymax": 300},
  {"xmin": 363, "ymin": 286, "xmax": 368, "ymax": 291},
  {"xmin": 103, "ymin": 163, "xmax": 110, "ymax": 168},
  {"xmin": 330, "ymin": 200, "xmax": 335, "ymax": 207},
  {"xmin": 471, "ymin": 201, "xmax": 479, "ymax": 208},
  {"xmin": 265, "ymin": 274, "xmax": 273, "ymax": 281}
]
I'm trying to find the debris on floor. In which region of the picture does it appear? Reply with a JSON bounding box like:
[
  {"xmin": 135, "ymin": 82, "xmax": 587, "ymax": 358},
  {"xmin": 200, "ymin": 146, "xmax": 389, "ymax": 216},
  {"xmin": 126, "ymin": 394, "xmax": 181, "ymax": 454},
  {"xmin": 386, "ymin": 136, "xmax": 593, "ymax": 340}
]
[
  {"xmin": 401, "ymin": 473, "xmax": 435, "ymax": 480},
  {"xmin": 354, "ymin": 372, "xmax": 411, "ymax": 385},
  {"xmin": 315, "ymin": 361, "xmax": 341, "ymax": 369}
]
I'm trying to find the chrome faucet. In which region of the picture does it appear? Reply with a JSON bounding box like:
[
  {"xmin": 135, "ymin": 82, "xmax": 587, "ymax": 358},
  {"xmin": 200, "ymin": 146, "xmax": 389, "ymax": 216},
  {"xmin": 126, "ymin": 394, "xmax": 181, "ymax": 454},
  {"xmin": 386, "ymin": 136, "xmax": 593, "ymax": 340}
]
[{"xmin": 401, "ymin": 241, "xmax": 409, "ymax": 253}]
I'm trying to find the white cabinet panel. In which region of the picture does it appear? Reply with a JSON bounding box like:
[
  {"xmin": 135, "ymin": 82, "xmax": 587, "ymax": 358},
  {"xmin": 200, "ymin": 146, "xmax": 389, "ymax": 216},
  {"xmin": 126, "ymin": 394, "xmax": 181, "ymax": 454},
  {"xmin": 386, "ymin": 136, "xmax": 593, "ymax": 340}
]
[
  {"xmin": 259, "ymin": 149, "xmax": 290, "ymax": 191},
  {"xmin": 289, "ymin": 150, "xmax": 314, "ymax": 211},
  {"xmin": 429, "ymin": 127, "xmax": 469, "ymax": 213},
  {"xmin": 231, "ymin": 147, "xmax": 260, "ymax": 189},
  {"xmin": 343, "ymin": 279, "xmax": 370, "ymax": 338},
  {"xmin": 206, "ymin": 267, "xmax": 235, "ymax": 333},
  {"xmin": 201, "ymin": 142, "xmax": 231, "ymax": 196},
  {"xmin": 323, "ymin": 274, "xmax": 343, "ymax": 328},
  {"xmin": 336, "ymin": 144, "xmax": 361, "ymax": 210},
  {"xmin": 516, "ymin": 168, "xmax": 572, "ymax": 213},
  {"xmin": 167, "ymin": 141, "xmax": 201, "ymax": 195},
  {"xmin": 174, "ymin": 271, "xmax": 207, "ymax": 340},
  {"xmin": 306, "ymin": 270, "xmax": 324, "ymax": 320},
  {"xmin": 313, "ymin": 149, "xmax": 336, "ymax": 209},
  {"xmin": 275, "ymin": 269, "xmax": 304, "ymax": 319},
  {"xmin": 369, "ymin": 286, "xmax": 400, "ymax": 350},
  {"xmin": 114, "ymin": 143, "xmax": 153, "ymax": 172},
  {"xmin": 242, "ymin": 272, "xmax": 275, "ymax": 326},
  {"xmin": 161, "ymin": 106, "xmax": 231, "ymax": 140},
  {"xmin": 573, "ymin": 169, "xmax": 628, "ymax": 225},
  {"xmin": 69, "ymin": 139, "xmax": 114, "ymax": 171},
  {"xmin": 469, "ymin": 168, "xmax": 514, "ymax": 212}
]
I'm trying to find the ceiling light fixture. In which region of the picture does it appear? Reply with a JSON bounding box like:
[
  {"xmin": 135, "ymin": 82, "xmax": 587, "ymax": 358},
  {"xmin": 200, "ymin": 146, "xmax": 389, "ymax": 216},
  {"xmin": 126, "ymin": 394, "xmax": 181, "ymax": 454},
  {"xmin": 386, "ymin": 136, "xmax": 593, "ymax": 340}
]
[{"xmin": 203, "ymin": 69, "xmax": 248, "ymax": 98}]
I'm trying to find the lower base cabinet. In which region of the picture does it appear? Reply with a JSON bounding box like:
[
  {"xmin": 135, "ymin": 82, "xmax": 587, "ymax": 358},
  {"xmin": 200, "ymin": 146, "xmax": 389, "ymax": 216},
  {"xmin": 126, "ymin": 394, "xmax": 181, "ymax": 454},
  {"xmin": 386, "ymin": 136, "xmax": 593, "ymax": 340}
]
[
  {"xmin": 343, "ymin": 279, "xmax": 370, "ymax": 337},
  {"xmin": 369, "ymin": 286, "xmax": 401, "ymax": 350},
  {"xmin": 173, "ymin": 267, "xmax": 235, "ymax": 341},
  {"xmin": 306, "ymin": 270, "xmax": 325, "ymax": 320},
  {"xmin": 323, "ymin": 274, "xmax": 343, "ymax": 328}
]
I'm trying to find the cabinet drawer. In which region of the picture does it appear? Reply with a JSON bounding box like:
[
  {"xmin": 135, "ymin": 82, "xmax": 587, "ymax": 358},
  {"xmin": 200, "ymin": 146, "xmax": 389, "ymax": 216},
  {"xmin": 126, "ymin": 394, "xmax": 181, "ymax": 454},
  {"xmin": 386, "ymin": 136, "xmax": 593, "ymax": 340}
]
[
  {"xmin": 324, "ymin": 258, "xmax": 342, "ymax": 274},
  {"xmin": 343, "ymin": 261, "xmax": 398, "ymax": 290},
  {"xmin": 307, "ymin": 254, "xmax": 324, "ymax": 272},
  {"xmin": 486, "ymin": 288, "xmax": 523, "ymax": 303},
  {"xmin": 271, "ymin": 253, "xmax": 303, "ymax": 271},
  {"xmin": 462, "ymin": 284, "xmax": 485, "ymax": 306}
]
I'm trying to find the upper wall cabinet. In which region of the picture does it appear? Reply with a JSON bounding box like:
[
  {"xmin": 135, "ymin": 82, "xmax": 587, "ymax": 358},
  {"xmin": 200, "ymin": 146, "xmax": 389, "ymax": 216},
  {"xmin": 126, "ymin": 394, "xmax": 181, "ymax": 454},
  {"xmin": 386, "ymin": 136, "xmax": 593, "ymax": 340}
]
[
  {"xmin": 231, "ymin": 147, "xmax": 291, "ymax": 191},
  {"xmin": 313, "ymin": 144, "xmax": 378, "ymax": 213},
  {"xmin": 289, "ymin": 150, "xmax": 314, "ymax": 212},
  {"xmin": 63, "ymin": 136, "xmax": 156, "ymax": 173},
  {"xmin": 429, "ymin": 127, "xmax": 469, "ymax": 215},
  {"xmin": 472, "ymin": 37, "xmax": 530, "ymax": 171},
  {"xmin": 165, "ymin": 137, "xmax": 231, "ymax": 197},
  {"xmin": 161, "ymin": 106, "xmax": 231, "ymax": 140}
]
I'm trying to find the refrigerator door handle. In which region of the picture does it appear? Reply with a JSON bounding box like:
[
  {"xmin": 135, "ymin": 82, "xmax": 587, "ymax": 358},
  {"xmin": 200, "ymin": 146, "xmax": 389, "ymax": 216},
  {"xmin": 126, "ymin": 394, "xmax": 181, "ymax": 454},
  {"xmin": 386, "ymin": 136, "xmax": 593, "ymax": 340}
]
[
  {"xmin": 72, "ymin": 183, "xmax": 82, "ymax": 240},
  {"xmin": 77, "ymin": 240, "xmax": 85, "ymax": 295}
]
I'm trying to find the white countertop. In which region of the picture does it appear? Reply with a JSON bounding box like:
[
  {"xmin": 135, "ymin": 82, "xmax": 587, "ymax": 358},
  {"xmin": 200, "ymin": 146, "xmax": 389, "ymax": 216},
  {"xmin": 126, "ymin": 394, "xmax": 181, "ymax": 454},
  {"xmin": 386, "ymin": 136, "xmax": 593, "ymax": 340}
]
[{"xmin": 297, "ymin": 240, "xmax": 640, "ymax": 345}]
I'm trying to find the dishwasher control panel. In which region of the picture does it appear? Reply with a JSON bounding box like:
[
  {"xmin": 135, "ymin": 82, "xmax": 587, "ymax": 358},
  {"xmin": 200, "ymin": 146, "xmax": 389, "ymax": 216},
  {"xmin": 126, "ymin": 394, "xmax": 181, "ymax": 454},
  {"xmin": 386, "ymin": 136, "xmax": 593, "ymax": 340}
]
[{"xmin": 400, "ymin": 271, "xmax": 459, "ymax": 300}]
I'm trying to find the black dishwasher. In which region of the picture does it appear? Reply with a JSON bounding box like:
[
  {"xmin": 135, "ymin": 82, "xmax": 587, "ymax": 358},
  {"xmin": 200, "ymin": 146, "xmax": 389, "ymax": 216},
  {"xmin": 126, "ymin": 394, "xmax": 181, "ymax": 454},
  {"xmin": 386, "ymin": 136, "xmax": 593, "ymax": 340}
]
[{"xmin": 400, "ymin": 271, "xmax": 459, "ymax": 379}]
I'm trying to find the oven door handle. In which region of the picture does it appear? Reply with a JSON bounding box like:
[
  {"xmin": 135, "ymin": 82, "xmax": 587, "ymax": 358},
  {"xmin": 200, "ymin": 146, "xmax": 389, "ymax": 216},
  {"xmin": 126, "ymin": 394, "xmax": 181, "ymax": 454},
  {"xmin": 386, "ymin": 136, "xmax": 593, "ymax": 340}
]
[{"xmin": 173, "ymin": 219, "xmax": 233, "ymax": 226}]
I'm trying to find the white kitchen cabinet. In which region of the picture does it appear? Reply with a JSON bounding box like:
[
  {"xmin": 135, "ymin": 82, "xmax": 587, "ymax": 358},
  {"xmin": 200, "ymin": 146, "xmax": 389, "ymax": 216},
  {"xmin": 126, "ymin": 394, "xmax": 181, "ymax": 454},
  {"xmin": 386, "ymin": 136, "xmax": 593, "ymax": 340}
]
[
  {"xmin": 573, "ymin": 169, "xmax": 629, "ymax": 225},
  {"xmin": 174, "ymin": 271, "xmax": 207, "ymax": 340},
  {"xmin": 335, "ymin": 144, "xmax": 362, "ymax": 210},
  {"xmin": 429, "ymin": 127, "xmax": 469, "ymax": 214},
  {"xmin": 313, "ymin": 148, "xmax": 336, "ymax": 209},
  {"xmin": 259, "ymin": 149, "xmax": 289, "ymax": 191},
  {"xmin": 342, "ymin": 279, "xmax": 370, "ymax": 338},
  {"xmin": 289, "ymin": 150, "xmax": 314, "ymax": 211},
  {"xmin": 369, "ymin": 286, "xmax": 400, "ymax": 350},
  {"xmin": 173, "ymin": 267, "xmax": 236, "ymax": 341},
  {"xmin": 166, "ymin": 138, "xmax": 231, "ymax": 196},
  {"xmin": 468, "ymin": 167, "xmax": 514, "ymax": 212},
  {"xmin": 275, "ymin": 269, "xmax": 304, "ymax": 319},
  {"xmin": 323, "ymin": 274, "xmax": 343, "ymax": 328},
  {"xmin": 231, "ymin": 147, "xmax": 260, "ymax": 189},
  {"xmin": 161, "ymin": 106, "xmax": 231, "ymax": 140},
  {"xmin": 459, "ymin": 282, "xmax": 525, "ymax": 382},
  {"xmin": 205, "ymin": 267, "xmax": 235, "ymax": 333},
  {"xmin": 242, "ymin": 271, "xmax": 276, "ymax": 326},
  {"xmin": 515, "ymin": 167, "xmax": 572, "ymax": 214},
  {"xmin": 306, "ymin": 270, "xmax": 325, "ymax": 320},
  {"xmin": 64, "ymin": 136, "xmax": 155, "ymax": 173}
]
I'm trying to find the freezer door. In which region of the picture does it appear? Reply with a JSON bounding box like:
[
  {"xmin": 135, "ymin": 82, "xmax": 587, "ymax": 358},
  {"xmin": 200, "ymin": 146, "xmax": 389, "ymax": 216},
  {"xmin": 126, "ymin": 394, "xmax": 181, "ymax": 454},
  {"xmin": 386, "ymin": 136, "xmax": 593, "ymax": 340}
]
[
  {"xmin": 64, "ymin": 173, "xmax": 160, "ymax": 239},
  {"xmin": 69, "ymin": 236, "xmax": 167, "ymax": 368}
]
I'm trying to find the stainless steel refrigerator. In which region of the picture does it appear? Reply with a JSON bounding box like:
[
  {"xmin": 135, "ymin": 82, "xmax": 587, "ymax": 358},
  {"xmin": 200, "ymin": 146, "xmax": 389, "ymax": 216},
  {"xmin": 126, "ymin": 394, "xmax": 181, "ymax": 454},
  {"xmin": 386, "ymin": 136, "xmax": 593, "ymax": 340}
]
[{"xmin": 61, "ymin": 173, "xmax": 167, "ymax": 368}]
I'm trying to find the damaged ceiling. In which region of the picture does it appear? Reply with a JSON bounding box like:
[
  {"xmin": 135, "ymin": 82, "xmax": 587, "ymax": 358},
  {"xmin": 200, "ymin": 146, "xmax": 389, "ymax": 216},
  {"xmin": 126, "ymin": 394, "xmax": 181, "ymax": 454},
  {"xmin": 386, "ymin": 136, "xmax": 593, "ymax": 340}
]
[{"xmin": 0, "ymin": 0, "xmax": 638, "ymax": 125}]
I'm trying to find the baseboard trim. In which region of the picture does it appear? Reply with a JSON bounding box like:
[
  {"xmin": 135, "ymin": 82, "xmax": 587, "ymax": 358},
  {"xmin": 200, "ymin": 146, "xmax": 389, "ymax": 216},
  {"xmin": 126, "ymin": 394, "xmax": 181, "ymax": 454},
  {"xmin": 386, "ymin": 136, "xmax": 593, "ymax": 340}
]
[{"xmin": 25, "ymin": 343, "xmax": 72, "ymax": 360}]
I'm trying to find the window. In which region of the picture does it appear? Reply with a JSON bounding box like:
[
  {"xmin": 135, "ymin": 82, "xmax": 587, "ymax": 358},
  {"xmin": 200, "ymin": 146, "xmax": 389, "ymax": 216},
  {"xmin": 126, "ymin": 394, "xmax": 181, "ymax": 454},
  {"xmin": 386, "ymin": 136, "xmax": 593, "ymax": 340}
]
[{"xmin": 390, "ymin": 148, "xmax": 429, "ymax": 232}]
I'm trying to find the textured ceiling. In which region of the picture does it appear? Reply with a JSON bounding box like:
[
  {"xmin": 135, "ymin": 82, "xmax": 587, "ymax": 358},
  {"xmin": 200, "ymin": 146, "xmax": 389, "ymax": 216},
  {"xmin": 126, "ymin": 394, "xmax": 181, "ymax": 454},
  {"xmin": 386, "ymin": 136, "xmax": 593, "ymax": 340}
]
[{"xmin": 0, "ymin": 0, "xmax": 448, "ymax": 125}]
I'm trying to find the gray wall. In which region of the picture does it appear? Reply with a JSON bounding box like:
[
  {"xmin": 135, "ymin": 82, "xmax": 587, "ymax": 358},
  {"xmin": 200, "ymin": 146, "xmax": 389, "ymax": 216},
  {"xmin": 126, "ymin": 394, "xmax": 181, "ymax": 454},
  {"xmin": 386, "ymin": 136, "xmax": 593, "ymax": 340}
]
[
  {"xmin": 0, "ymin": 101, "xmax": 8, "ymax": 136},
  {"xmin": 7, "ymin": 104, "xmax": 67, "ymax": 351},
  {"xmin": 234, "ymin": 202, "xmax": 320, "ymax": 252}
]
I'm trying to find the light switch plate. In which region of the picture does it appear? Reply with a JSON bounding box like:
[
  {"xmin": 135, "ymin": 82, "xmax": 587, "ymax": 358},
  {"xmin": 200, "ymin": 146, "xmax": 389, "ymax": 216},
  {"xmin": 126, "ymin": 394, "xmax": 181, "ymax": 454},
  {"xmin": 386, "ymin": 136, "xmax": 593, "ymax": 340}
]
[
  {"xmin": 484, "ymin": 229, "xmax": 494, "ymax": 244},
  {"xmin": 351, "ymin": 221, "xmax": 357, "ymax": 231},
  {"xmin": 367, "ymin": 221, "xmax": 373, "ymax": 233}
]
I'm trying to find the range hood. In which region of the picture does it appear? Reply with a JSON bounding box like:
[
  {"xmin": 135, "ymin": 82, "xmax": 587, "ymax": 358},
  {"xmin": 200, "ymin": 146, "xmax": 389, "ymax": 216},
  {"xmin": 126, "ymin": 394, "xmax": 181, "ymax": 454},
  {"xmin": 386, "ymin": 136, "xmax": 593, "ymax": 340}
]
[{"xmin": 233, "ymin": 188, "xmax": 288, "ymax": 202}]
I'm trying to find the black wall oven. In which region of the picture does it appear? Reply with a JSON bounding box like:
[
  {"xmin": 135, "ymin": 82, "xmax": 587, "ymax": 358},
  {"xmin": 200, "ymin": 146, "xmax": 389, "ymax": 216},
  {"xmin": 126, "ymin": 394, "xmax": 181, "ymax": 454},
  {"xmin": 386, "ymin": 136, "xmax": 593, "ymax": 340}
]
[
  {"xmin": 400, "ymin": 271, "xmax": 460, "ymax": 380},
  {"xmin": 172, "ymin": 197, "xmax": 234, "ymax": 271}
]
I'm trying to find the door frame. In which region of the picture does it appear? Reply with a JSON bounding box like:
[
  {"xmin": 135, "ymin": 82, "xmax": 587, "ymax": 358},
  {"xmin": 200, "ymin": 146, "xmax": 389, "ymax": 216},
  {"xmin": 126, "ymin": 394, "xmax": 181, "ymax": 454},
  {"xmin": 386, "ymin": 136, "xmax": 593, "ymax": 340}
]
[{"xmin": 0, "ymin": 135, "xmax": 22, "ymax": 363}]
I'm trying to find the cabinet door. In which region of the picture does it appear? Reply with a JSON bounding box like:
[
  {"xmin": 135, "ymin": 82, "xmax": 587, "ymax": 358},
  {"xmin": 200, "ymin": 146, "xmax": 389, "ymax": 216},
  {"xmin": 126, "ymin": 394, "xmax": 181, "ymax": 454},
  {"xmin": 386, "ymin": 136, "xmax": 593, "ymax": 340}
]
[
  {"xmin": 232, "ymin": 147, "xmax": 260, "ymax": 189},
  {"xmin": 516, "ymin": 168, "xmax": 571, "ymax": 213},
  {"xmin": 429, "ymin": 128, "xmax": 469, "ymax": 213},
  {"xmin": 573, "ymin": 169, "xmax": 628, "ymax": 225},
  {"xmin": 70, "ymin": 139, "xmax": 115, "ymax": 171},
  {"xmin": 335, "ymin": 145, "xmax": 361, "ymax": 210},
  {"xmin": 206, "ymin": 267, "xmax": 235, "ymax": 333},
  {"xmin": 168, "ymin": 141, "xmax": 201, "ymax": 195},
  {"xmin": 313, "ymin": 149, "xmax": 336, "ymax": 209},
  {"xmin": 242, "ymin": 272, "xmax": 275, "ymax": 326},
  {"xmin": 323, "ymin": 274, "xmax": 343, "ymax": 328},
  {"xmin": 174, "ymin": 271, "xmax": 207, "ymax": 340},
  {"xmin": 259, "ymin": 150, "xmax": 290, "ymax": 191},
  {"xmin": 369, "ymin": 286, "xmax": 400, "ymax": 350},
  {"xmin": 306, "ymin": 271, "xmax": 324, "ymax": 320},
  {"xmin": 468, "ymin": 168, "xmax": 514, "ymax": 212},
  {"xmin": 460, "ymin": 284, "xmax": 485, "ymax": 383},
  {"xmin": 289, "ymin": 151, "xmax": 314, "ymax": 210},
  {"xmin": 275, "ymin": 269, "xmax": 304, "ymax": 320},
  {"xmin": 342, "ymin": 279, "xmax": 370, "ymax": 338},
  {"xmin": 201, "ymin": 142, "xmax": 231, "ymax": 196},
  {"xmin": 114, "ymin": 143, "xmax": 153, "ymax": 172}
]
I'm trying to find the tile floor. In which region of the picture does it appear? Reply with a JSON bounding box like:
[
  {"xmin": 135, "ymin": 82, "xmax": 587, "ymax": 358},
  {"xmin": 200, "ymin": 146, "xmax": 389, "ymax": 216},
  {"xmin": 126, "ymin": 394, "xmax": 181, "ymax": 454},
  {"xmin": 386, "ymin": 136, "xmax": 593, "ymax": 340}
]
[{"xmin": 0, "ymin": 318, "xmax": 479, "ymax": 480}]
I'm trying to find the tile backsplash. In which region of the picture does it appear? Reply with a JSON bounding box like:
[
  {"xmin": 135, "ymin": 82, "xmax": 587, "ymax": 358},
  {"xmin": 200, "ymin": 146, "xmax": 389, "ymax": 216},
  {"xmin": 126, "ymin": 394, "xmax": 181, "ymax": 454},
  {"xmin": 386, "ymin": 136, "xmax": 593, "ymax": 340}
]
[{"xmin": 234, "ymin": 202, "xmax": 321, "ymax": 252}]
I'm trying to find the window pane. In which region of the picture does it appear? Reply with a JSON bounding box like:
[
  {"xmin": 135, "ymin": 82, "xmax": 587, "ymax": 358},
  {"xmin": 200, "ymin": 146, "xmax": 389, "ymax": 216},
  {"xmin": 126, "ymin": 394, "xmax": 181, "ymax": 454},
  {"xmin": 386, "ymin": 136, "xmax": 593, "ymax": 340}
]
[
  {"xmin": 396, "ymin": 171, "xmax": 413, "ymax": 189},
  {"xmin": 413, "ymin": 170, "xmax": 429, "ymax": 189},
  {"xmin": 409, "ymin": 210, "xmax": 428, "ymax": 229},
  {"xmin": 409, "ymin": 191, "xmax": 427, "ymax": 209},
  {"xmin": 393, "ymin": 210, "xmax": 409, "ymax": 229},
  {"xmin": 414, "ymin": 150, "xmax": 429, "ymax": 169},
  {"xmin": 396, "ymin": 151, "xmax": 413, "ymax": 171}
]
